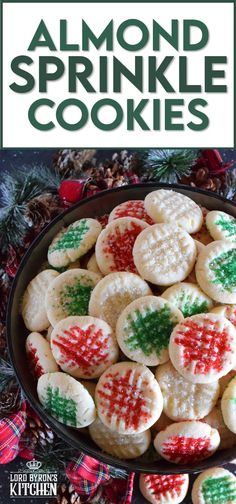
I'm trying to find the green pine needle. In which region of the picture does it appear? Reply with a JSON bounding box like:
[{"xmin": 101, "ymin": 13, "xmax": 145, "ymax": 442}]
[
  {"xmin": 145, "ymin": 148, "xmax": 197, "ymax": 183},
  {"xmin": 0, "ymin": 357, "xmax": 17, "ymax": 393},
  {"xmin": 0, "ymin": 164, "xmax": 63, "ymax": 253}
]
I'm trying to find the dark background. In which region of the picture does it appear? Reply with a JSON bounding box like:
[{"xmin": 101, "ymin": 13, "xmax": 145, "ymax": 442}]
[{"xmin": 1, "ymin": 148, "xmax": 236, "ymax": 504}]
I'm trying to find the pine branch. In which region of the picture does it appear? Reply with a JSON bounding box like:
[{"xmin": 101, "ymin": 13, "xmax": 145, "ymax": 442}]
[
  {"xmin": 34, "ymin": 438, "xmax": 77, "ymax": 480},
  {"xmin": 0, "ymin": 357, "xmax": 17, "ymax": 393},
  {"xmin": 144, "ymin": 149, "xmax": 197, "ymax": 183},
  {"xmin": 0, "ymin": 165, "xmax": 63, "ymax": 254}
]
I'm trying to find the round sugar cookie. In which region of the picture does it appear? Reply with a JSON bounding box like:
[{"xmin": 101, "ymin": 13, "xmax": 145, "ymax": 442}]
[
  {"xmin": 139, "ymin": 473, "xmax": 189, "ymax": 504},
  {"xmin": 51, "ymin": 316, "xmax": 118, "ymax": 379},
  {"xmin": 196, "ymin": 240, "xmax": 236, "ymax": 303},
  {"xmin": 87, "ymin": 253, "xmax": 103, "ymax": 277},
  {"xmin": 144, "ymin": 189, "xmax": 203, "ymax": 233},
  {"xmin": 22, "ymin": 269, "xmax": 59, "ymax": 332},
  {"xmin": 192, "ymin": 467, "xmax": 236, "ymax": 504},
  {"xmin": 95, "ymin": 217, "xmax": 148, "ymax": 275},
  {"xmin": 154, "ymin": 421, "xmax": 220, "ymax": 465},
  {"xmin": 169, "ymin": 314, "xmax": 236, "ymax": 384},
  {"xmin": 156, "ymin": 361, "xmax": 220, "ymax": 421},
  {"xmin": 48, "ymin": 218, "xmax": 102, "ymax": 268},
  {"xmin": 109, "ymin": 200, "xmax": 154, "ymax": 225},
  {"xmin": 219, "ymin": 370, "xmax": 236, "ymax": 397},
  {"xmin": 95, "ymin": 362, "xmax": 163, "ymax": 434},
  {"xmin": 221, "ymin": 375, "xmax": 236, "ymax": 434},
  {"xmin": 26, "ymin": 332, "xmax": 59, "ymax": 378},
  {"xmin": 133, "ymin": 224, "xmax": 197, "ymax": 286},
  {"xmin": 206, "ymin": 210, "xmax": 236, "ymax": 242},
  {"xmin": 162, "ymin": 282, "xmax": 213, "ymax": 318},
  {"xmin": 203, "ymin": 405, "xmax": 236, "ymax": 450},
  {"xmin": 89, "ymin": 272, "xmax": 152, "ymax": 329},
  {"xmin": 46, "ymin": 269, "xmax": 101, "ymax": 327},
  {"xmin": 116, "ymin": 296, "xmax": 183, "ymax": 366},
  {"xmin": 89, "ymin": 417, "xmax": 151, "ymax": 459},
  {"xmin": 37, "ymin": 372, "xmax": 96, "ymax": 428},
  {"xmin": 211, "ymin": 305, "xmax": 236, "ymax": 330}
]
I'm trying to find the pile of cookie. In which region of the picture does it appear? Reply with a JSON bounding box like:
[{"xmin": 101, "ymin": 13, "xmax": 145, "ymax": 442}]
[{"xmin": 21, "ymin": 191, "xmax": 236, "ymax": 479}]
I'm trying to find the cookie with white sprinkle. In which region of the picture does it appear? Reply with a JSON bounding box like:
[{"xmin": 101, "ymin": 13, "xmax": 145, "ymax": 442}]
[
  {"xmin": 154, "ymin": 421, "xmax": 220, "ymax": 465},
  {"xmin": 221, "ymin": 375, "xmax": 236, "ymax": 434},
  {"xmin": 116, "ymin": 296, "xmax": 183, "ymax": 366},
  {"xmin": 162, "ymin": 282, "xmax": 213, "ymax": 318},
  {"xmin": 192, "ymin": 467, "xmax": 236, "ymax": 504},
  {"xmin": 139, "ymin": 472, "xmax": 189, "ymax": 504},
  {"xmin": 156, "ymin": 361, "xmax": 220, "ymax": 421},
  {"xmin": 51, "ymin": 316, "xmax": 119, "ymax": 379},
  {"xmin": 95, "ymin": 217, "xmax": 148, "ymax": 275},
  {"xmin": 48, "ymin": 218, "xmax": 102, "ymax": 268},
  {"xmin": 89, "ymin": 272, "xmax": 152, "ymax": 329},
  {"xmin": 133, "ymin": 224, "xmax": 197, "ymax": 286},
  {"xmin": 89, "ymin": 417, "xmax": 151, "ymax": 459},
  {"xmin": 95, "ymin": 362, "xmax": 163, "ymax": 434},
  {"xmin": 22, "ymin": 269, "xmax": 59, "ymax": 332},
  {"xmin": 144, "ymin": 189, "xmax": 203, "ymax": 233},
  {"xmin": 37, "ymin": 372, "xmax": 96, "ymax": 428},
  {"xmin": 46, "ymin": 269, "xmax": 101, "ymax": 327},
  {"xmin": 169, "ymin": 313, "xmax": 236, "ymax": 384},
  {"xmin": 206, "ymin": 210, "xmax": 236, "ymax": 242},
  {"xmin": 196, "ymin": 240, "xmax": 236, "ymax": 303}
]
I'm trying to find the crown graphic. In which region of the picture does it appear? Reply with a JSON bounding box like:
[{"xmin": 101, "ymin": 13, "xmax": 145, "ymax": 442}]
[{"xmin": 26, "ymin": 460, "xmax": 42, "ymax": 471}]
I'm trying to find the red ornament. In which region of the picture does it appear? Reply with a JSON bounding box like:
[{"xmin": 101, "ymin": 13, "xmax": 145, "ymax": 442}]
[{"xmin": 58, "ymin": 179, "xmax": 86, "ymax": 205}]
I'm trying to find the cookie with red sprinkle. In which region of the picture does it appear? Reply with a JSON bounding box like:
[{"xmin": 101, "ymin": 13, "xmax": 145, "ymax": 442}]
[
  {"xmin": 26, "ymin": 332, "xmax": 59, "ymax": 378},
  {"xmin": 109, "ymin": 200, "xmax": 154, "ymax": 225},
  {"xmin": 169, "ymin": 313, "xmax": 236, "ymax": 384},
  {"xmin": 95, "ymin": 361, "xmax": 163, "ymax": 434},
  {"xmin": 51, "ymin": 316, "xmax": 119, "ymax": 379},
  {"xmin": 95, "ymin": 217, "xmax": 148, "ymax": 275},
  {"xmin": 139, "ymin": 472, "xmax": 189, "ymax": 504},
  {"xmin": 154, "ymin": 421, "xmax": 220, "ymax": 465}
]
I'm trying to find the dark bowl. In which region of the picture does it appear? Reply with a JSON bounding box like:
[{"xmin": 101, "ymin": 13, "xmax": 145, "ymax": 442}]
[{"xmin": 7, "ymin": 183, "xmax": 236, "ymax": 474}]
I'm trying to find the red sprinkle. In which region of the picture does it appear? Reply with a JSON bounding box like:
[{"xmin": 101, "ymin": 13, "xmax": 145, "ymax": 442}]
[
  {"xmin": 112, "ymin": 201, "xmax": 154, "ymax": 225},
  {"xmin": 27, "ymin": 345, "xmax": 44, "ymax": 378},
  {"xmin": 96, "ymin": 214, "xmax": 109, "ymax": 229},
  {"xmin": 103, "ymin": 221, "xmax": 144, "ymax": 273},
  {"xmin": 52, "ymin": 324, "xmax": 109, "ymax": 377},
  {"xmin": 143, "ymin": 474, "xmax": 186, "ymax": 498},
  {"xmin": 174, "ymin": 319, "xmax": 231, "ymax": 374},
  {"xmin": 97, "ymin": 369, "xmax": 151, "ymax": 430},
  {"xmin": 162, "ymin": 435, "xmax": 211, "ymax": 464}
]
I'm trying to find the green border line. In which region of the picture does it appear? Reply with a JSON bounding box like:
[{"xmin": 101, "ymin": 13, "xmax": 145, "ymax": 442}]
[{"xmin": 0, "ymin": 0, "xmax": 235, "ymax": 149}]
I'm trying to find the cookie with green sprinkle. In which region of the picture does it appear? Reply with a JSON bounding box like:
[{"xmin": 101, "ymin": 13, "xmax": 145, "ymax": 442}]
[
  {"xmin": 37, "ymin": 371, "xmax": 96, "ymax": 428},
  {"xmin": 162, "ymin": 282, "xmax": 213, "ymax": 318},
  {"xmin": 206, "ymin": 210, "xmax": 236, "ymax": 243},
  {"xmin": 45, "ymin": 268, "xmax": 101, "ymax": 327},
  {"xmin": 48, "ymin": 218, "xmax": 102, "ymax": 268},
  {"xmin": 116, "ymin": 296, "xmax": 183, "ymax": 366},
  {"xmin": 196, "ymin": 240, "xmax": 236, "ymax": 303},
  {"xmin": 192, "ymin": 467, "xmax": 236, "ymax": 504}
]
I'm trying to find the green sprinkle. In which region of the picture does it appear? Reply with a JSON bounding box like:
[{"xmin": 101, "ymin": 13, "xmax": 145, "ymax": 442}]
[
  {"xmin": 209, "ymin": 249, "xmax": 236, "ymax": 291},
  {"xmin": 215, "ymin": 216, "xmax": 236, "ymax": 241},
  {"xmin": 177, "ymin": 292, "xmax": 208, "ymax": 317},
  {"xmin": 60, "ymin": 280, "xmax": 93, "ymax": 316},
  {"xmin": 202, "ymin": 476, "xmax": 236, "ymax": 503},
  {"xmin": 45, "ymin": 386, "xmax": 77, "ymax": 427},
  {"xmin": 125, "ymin": 305, "xmax": 177, "ymax": 356},
  {"xmin": 50, "ymin": 219, "xmax": 89, "ymax": 253}
]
